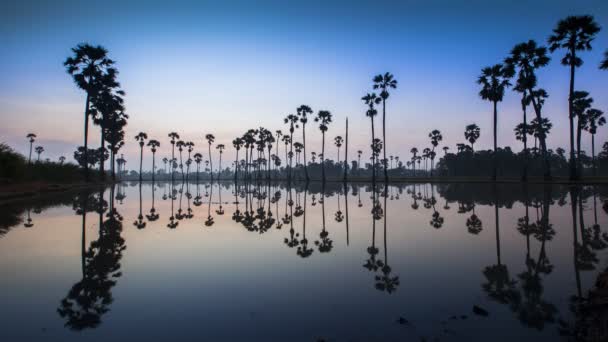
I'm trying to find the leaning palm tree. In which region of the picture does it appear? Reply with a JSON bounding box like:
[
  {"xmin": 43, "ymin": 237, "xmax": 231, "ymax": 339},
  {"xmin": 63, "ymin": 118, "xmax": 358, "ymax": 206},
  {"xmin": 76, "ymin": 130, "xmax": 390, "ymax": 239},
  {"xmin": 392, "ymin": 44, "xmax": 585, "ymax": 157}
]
[
  {"xmin": 362, "ymin": 93, "xmax": 381, "ymax": 181},
  {"xmin": 373, "ymin": 72, "xmax": 398, "ymax": 182},
  {"xmin": 296, "ymin": 105, "xmax": 313, "ymax": 182},
  {"xmin": 205, "ymin": 134, "xmax": 215, "ymax": 180},
  {"xmin": 548, "ymin": 15, "xmax": 601, "ymax": 180},
  {"xmin": 168, "ymin": 132, "xmax": 180, "ymax": 182},
  {"xmin": 464, "ymin": 124, "xmax": 481, "ymax": 151},
  {"xmin": 64, "ymin": 44, "xmax": 119, "ymax": 181},
  {"xmin": 216, "ymin": 144, "xmax": 225, "ymax": 179},
  {"xmin": 428, "ymin": 130, "xmax": 442, "ymax": 176},
  {"xmin": 583, "ymin": 108, "xmax": 605, "ymax": 176},
  {"xmin": 478, "ymin": 64, "xmax": 512, "ymax": 180},
  {"xmin": 315, "ymin": 110, "xmax": 333, "ymax": 182},
  {"xmin": 26, "ymin": 133, "xmax": 36, "ymax": 164},
  {"xmin": 135, "ymin": 132, "xmax": 148, "ymax": 181},
  {"xmin": 147, "ymin": 139, "xmax": 160, "ymax": 183},
  {"xmin": 35, "ymin": 146, "xmax": 44, "ymax": 161}
]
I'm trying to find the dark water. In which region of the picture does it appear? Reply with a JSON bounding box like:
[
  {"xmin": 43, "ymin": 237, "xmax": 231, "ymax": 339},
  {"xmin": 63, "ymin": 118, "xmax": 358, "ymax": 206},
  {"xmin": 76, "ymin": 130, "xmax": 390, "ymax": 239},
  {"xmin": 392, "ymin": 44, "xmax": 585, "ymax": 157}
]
[{"xmin": 1, "ymin": 181, "xmax": 608, "ymax": 341}]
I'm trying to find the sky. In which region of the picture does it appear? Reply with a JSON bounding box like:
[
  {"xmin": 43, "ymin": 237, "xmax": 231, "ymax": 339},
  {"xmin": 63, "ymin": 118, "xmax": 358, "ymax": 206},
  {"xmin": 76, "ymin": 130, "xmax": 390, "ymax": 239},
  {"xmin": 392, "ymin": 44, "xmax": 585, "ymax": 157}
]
[{"xmin": 0, "ymin": 0, "xmax": 607, "ymax": 170}]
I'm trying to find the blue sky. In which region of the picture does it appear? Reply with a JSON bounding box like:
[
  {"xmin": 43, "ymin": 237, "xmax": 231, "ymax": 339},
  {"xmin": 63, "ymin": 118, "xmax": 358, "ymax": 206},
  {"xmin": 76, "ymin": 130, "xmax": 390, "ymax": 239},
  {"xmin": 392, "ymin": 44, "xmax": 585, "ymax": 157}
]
[{"xmin": 1, "ymin": 0, "xmax": 607, "ymax": 168}]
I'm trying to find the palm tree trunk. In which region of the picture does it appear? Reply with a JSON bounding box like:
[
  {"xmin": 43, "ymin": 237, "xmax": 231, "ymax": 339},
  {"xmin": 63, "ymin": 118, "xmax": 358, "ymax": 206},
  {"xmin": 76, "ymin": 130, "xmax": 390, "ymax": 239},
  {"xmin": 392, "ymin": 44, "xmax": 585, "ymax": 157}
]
[
  {"xmin": 521, "ymin": 96, "xmax": 528, "ymax": 181},
  {"xmin": 219, "ymin": 152, "xmax": 223, "ymax": 180},
  {"xmin": 382, "ymin": 99, "xmax": 388, "ymax": 182},
  {"xmin": 171, "ymin": 144, "xmax": 175, "ymax": 184},
  {"xmin": 592, "ymin": 134, "xmax": 596, "ymax": 176},
  {"xmin": 568, "ymin": 50, "xmax": 578, "ymax": 181},
  {"xmin": 576, "ymin": 122, "xmax": 582, "ymax": 177},
  {"xmin": 208, "ymin": 144, "xmax": 213, "ymax": 181},
  {"xmin": 152, "ymin": 151, "xmax": 156, "ymax": 183},
  {"xmin": 235, "ymin": 149, "xmax": 239, "ymax": 181},
  {"xmin": 139, "ymin": 146, "xmax": 143, "ymax": 182},
  {"xmin": 83, "ymin": 93, "xmax": 91, "ymax": 181},
  {"xmin": 321, "ymin": 131, "xmax": 326, "ymax": 183},
  {"xmin": 303, "ymin": 124, "xmax": 309, "ymax": 182},
  {"xmin": 371, "ymin": 117, "xmax": 376, "ymax": 183},
  {"xmin": 493, "ymin": 100, "xmax": 498, "ymax": 181},
  {"xmin": 28, "ymin": 141, "xmax": 33, "ymax": 164},
  {"xmin": 100, "ymin": 130, "xmax": 105, "ymax": 180},
  {"xmin": 344, "ymin": 118, "xmax": 348, "ymax": 182}
]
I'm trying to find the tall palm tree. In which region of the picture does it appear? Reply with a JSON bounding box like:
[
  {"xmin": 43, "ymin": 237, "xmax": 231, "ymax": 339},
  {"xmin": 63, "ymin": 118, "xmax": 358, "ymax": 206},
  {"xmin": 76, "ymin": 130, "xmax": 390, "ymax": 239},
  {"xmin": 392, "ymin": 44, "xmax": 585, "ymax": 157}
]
[
  {"xmin": 64, "ymin": 44, "xmax": 119, "ymax": 181},
  {"xmin": 168, "ymin": 132, "xmax": 180, "ymax": 182},
  {"xmin": 185, "ymin": 141, "xmax": 194, "ymax": 181},
  {"xmin": 428, "ymin": 130, "xmax": 442, "ymax": 176},
  {"xmin": 135, "ymin": 132, "xmax": 148, "ymax": 181},
  {"xmin": 193, "ymin": 153, "xmax": 202, "ymax": 182},
  {"xmin": 334, "ymin": 136, "xmax": 344, "ymax": 168},
  {"xmin": 373, "ymin": 72, "xmax": 398, "ymax": 182},
  {"xmin": 296, "ymin": 105, "xmax": 313, "ymax": 182},
  {"xmin": 205, "ymin": 134, "xmax": 215, "ymax": 180},
  {"xmin": 35, "ymin": 146, "xmax": 44, "ymax": 161},
  {"xmin": 315, "ymin": 110, "xmax": 333, "ymax": 182},
  {"xmin": 464, "ymin": 124, "xmax": 480, "ymax": 151},
  {"xmin": 176, "ymin": 140, "xmax": 186, "ymax": 181},
  {"xmin": 478, "ymin": 64, "xmax": 512, "ymax": 180},
  {"xmin": 583, "ymin": 108, "xmax": 605, "ymax": 176},
  {"xmin": 147, "ymin": 139, "xmax": 160, "ymax": 183},
  {"xmin": 216, "ymin": 144, "xmax": 225, "ymax": 179},
  {"xmin": 505, "ymin": 40, "xmax": 551, "ymax": 180},
  {"xmin": 548, "ymin": 15, "xmax": 600, "ymax": 180},
  {"xmin": 284, "ymin": 114, "xmax": 299, "ymax": 181},
  {"xmin": 26, "ymin": 133, "xmax": 36, "ymax": 164},
  {"xmin": 362, "ymin": 93, "xmax": 381, "ymax": 181},
  {"xmin": 232, "ymin": 138, "xmax": 244, "ymax": 180}
]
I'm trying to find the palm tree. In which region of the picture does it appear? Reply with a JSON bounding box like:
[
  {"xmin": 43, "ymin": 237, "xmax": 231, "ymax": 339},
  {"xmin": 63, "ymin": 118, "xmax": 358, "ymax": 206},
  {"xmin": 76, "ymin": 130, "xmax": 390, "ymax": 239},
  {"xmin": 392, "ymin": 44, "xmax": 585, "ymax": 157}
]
[
  {"xmin": 428, "ymin": 130, "xmax": 442, "ymax": 176},
  {"xmin": 134, "ymin": 132, "xmax": 148, "ymax": 181},
  {"xmin": 64, "ymin": 44, "xmax": 119, "ymax": 181},
  {"xmin": 583, "ymin": 108, "xmax": 605, "ymax": 175},
  {"xmin": 147, "ymin": 139, "xmax": 160, "ymax": 183},
  {"xmin": 26, "ymin": 133, "xmax": 36, "ymax": 164},
  {"xmin": 442, "ymin": 146, "xmax": 449, "ymax": 156},
  {"xmin": 315, "ymin": 110, "xmax": 333, "ymax": 182},
  {"xmin": 464, "ymin": 124, "xmax": 480, "ymax": 151},
  {"xmin": 548, "ymin": 15, "xmax": 600, "ymax": 180},
  {"xmin": 334, "ymin": 136, "xmax": 344, "ymax": 168},
  {"xmin": 168, "ymin": 132, "xmax": 180, "ymax": 182},
  {"xmin": 410, "ymin": 148, "xmax": 418, "ymax": 176},
  {"xmin": 59, "ymin": 156, "xmax": 66, "ymax": 165},
  {"xmin": 193, "ymin": 153, "xmax": 202, "ymax": 182},
  {"xmin": 362, "ymin": 93, "xmax": 381, "ymax": 181},
  {"xmin": 478, "ymin": 64, "xmax": 512, "ymax": 180},
  {"xmin": 35, "ymin": 146, "xmax": 44, "ymax": 161},
  {"xmin": 216, "ymin": 144, "xmax": 225, "ymax": 179},
  {"xmin": 176, "ymin": 140, "xmax": 186, "ymax": 181},
  {"xmin": 284, "ymin": 114, "xmax": 299, "ymax": 181},
  {"xmin": 373, "ymin": 72, "xmax": 397, "ymax": 182},
  {"xmin": 357, "ymin": 150, "xmax": 362, "ymax": 170},
  {"xmin": 232, "ymin": 138, "xmax": 244, "ymax": 180},
  {"xmin": 184, "ymin": 141, "xmax": 194, "ymax": 181},
  {"xmin": 296, "ymin": 105, "xmax": 313, "ymax": 182},
  {"xmin": 205, "ymin": 134, "xmax": 215, "ymax": 180},
  {"xmin": 162, "ymin": 157, "xmax": 168, "ymax": 176},
  {"xmin": 572, "ymin": 91, "xmax": 593, "ymax": 175},
  {"xmin": 505, "ymin": 40, "xmax": 551, "ymax": 180}
]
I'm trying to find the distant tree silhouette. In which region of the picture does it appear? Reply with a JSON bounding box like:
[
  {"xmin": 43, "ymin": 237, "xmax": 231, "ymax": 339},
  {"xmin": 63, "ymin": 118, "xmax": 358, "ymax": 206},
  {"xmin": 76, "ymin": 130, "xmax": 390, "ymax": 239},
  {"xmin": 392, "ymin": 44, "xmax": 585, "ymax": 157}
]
[
  {"xmin": 147, "ymin": 139, "xmax": 160, "ymax": 182},
  {"xmin": 134, "ymin": 132, "xmax": 147, "ymax": 182},
  {"xmin": 26, "ymin": 133, "xmax": 36, "ymax": 164},
  {"xmin": 363, "ymin": 93, "xmax": 381, "ymax": 181},
  {"xmin": 478, "ymin": 64, "xmax": 512, "ymax": 180},
  {"xmin": 176, "ymin": 140, "xmax": 185, "ymax": 181},
  {"xmin": 548, "ymin": 15, "xmax": 600, "ymax": 180},
  {"xmin": 34, "ymin": 145, "xmax": 44, "ymax": 161},
  {"xmin": 315, "ymin": 110, "xmax": 332, "ymax": 182},
  {"xmin": 429, "ymin": 129, "xmax": 442, "ymax": 176},
  {"xmin": 410, "ymin": 147, "xmax": 418, "ymax": 176},
  {"xmin": 465, "ymin": 124, "xmax": 481, "ymax": 151},
  {"xmin": 193, "ymin": 153, "xmax": 202, "ymax": 182},
  {"xmin": 572, "ymin": 91, "xmax": 593, "ymax": 175},
  {"xmin": 59, "ymin": 156, "xmax": 66, "ymax": 164},
  {"xmin": 582, "ymin": 108, "xmax": 605, "ymax": 175},
  {"xmin": 232, "ymin": 138, "xmax": 243, "ymax": 180},
  {"xmin": 168, "ymin": 132, "xmax": 180, "ymax": 182},
  {"xmin": 373, "ymin": 72, "xmax": 398, "ymax": 182},
  {"xmin": 296, "ymin": 105, "xmax": 313, "ymax": 182},
  {"xmin": 216, "ymin": 144, "xmax": 225, "ymax": 178},
  {"xmin": 334, "ymin": 135, "xmax": 343, "ymax": 168},
  {"xmin": 284, "ymin": 114, "xmax": 299, "ymax": 181},
  {"xmin": 64, "ymin": 44, "xmax": 120, "ymax": 181},
  {"xmin": 357, "ymin": 150, "xmax": 362, "ymax": 170}
]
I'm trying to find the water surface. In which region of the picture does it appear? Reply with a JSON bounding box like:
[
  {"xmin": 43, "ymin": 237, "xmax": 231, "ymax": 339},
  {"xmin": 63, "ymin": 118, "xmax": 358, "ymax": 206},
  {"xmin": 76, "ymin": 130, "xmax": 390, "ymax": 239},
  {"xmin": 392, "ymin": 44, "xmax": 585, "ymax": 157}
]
[{"xmin": 1, "ymin": 181, "xmax": 607, "ymax": 341}]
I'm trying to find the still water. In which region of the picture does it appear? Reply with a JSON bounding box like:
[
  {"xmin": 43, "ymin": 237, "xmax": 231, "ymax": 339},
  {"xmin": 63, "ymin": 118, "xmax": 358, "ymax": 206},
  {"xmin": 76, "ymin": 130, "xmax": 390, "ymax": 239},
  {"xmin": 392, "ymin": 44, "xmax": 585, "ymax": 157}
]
[{"xmin": 1, "ymin": 181, "xmax": 607, "ymax": 341}]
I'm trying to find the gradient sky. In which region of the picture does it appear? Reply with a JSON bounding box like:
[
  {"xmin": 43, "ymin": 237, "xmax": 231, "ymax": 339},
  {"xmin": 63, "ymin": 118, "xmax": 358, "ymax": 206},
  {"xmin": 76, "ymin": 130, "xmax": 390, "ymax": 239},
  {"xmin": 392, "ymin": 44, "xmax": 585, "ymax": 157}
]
[{"xmin": 1, "ymin": 0, "xmax": 607, "ymax": 169}]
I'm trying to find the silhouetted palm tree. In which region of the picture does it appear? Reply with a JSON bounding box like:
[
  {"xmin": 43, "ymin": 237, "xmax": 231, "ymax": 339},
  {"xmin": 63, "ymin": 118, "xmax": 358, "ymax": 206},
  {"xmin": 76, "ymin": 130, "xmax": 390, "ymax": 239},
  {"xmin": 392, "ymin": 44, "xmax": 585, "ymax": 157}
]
[
  {"xmin": 410, "ymin": 147, "xmax": 418, "ymax": 176},
  {"xmin": 583, "ymin": 108, "xmax": 605, "ymax": 175},
  {"xmin": 572, "ymin": 91, "xmax": 593, "ymax": 174},
  {"xmin": 147, "ymin": 139, "xmax": 160, "ymax": 182},
  {"xmin": 464, "ymin": 124, "xmax": 480, "ymax": 151},
  {"xmin": 283, "ymin": 114, "xmax": 299, "ymax": 181},
  {"xmin": 216, "ymin": 144, "xmax": 225, "ymax": 179},
  {"xmin": 168, "ymin": 132, "xmax": 180, "ymax": 182},
  {"xmin": 193, "ymin": 153, "xmax": 202, "ymax": 182},
  {"xmin": 205, "ymin": 134, "xmax": 215, "ymax": 180},
  {"xmin": 59, "ymin": 156, "xmax": 66, "ymax": 165},
  {"xmin": 296, "ymin": 105, "xmax": 313, "ymax": 182},
  {"xmin": 373, "ymin": 72, "xmax": 398, "ymax": 182},
  {"xmin": 176, "ymin": 140, "xmax": 185, "ymax": 181},
  {"xmin": 162, "ymin": 157, "xmax": 168, "ymax": 175},
  {"xmin": 363, "ymin": 93, "xmax": 381, "ymax": 181},
  {"xmin": 478, "ymin": 64, "xmax": 512, "ymax": 180},
  {"xmin": 357, "ymin": 150, "xmax": 362, "ymax": 170},
  {"xmin": 64, "ymin": 44, "xmax": 119, "ymax": 181},
  {"xmin": 184, "ymin": 141, "xmax": 194, "ymax": 181},
  {"xmin": 334, "ymin": 135, "xmax": 343, "ymax": 167},
  {"xmin": 232, "ymin": 138, "xmax": 243, "ymax": 180},
  {"xmin": 134, "ymin": 132, "xmax": 148, "ymax": 181},
  {"xmin": 26, "ymin": 133, "xmax": 36, "ymax": 164},
  {"xmin": 428, "ymin": 130, "xmax": 442, "ymax": 176},
  {"xmin": 315, "ymin": 110, "xmax": 332, "ymax": 182},
  {"xmin": 35, "ymin": 145, "xmax": 44, "ymax": 161},
  {"xmin": 548, "ymin": 15, "xmax": 600, "ymax": 180}
]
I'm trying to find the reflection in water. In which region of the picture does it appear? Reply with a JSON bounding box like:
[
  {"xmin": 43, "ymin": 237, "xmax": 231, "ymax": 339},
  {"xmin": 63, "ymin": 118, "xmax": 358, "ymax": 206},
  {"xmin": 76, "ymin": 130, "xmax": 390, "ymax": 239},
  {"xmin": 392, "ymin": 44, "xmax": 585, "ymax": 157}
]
[{"xmin": 1, "ymin": 181, "xmax": 608, "ymax": 340}]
